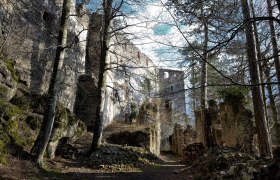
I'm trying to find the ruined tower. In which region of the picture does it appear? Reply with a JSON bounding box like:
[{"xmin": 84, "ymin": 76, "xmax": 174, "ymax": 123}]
[
  {"xmin": 159, "ymin": 69, "xmax": 186, "ymax": 114},
  {"xmin": 158, "ymin": 69, "xmax": 187, "ymax": 151}
]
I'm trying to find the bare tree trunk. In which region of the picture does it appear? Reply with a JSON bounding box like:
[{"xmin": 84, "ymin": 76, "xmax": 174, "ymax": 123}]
[
  {"xmin": 263, "ymin": 59, "xmax": 280, "ymax": 144},
  {"xmin": 200, "ymin": 2, "xmax": 213, "ymax": 149},
  {"xmin": 277, "ymin": 0, "xmax": 280, "ymax": 12},
  {"xmin": 249, "ymin": 0, "xmax": 268, "ymax": 122},
  {"xmin": 251, "ymin": 0, "xmax": 280, "ymax": 145},
  {"xmin": 267, "ymin": 0, "xmax": 280, "ymax": 94},
  {"xmin": 241, "ymin": 0, "xmax": 272, "ymax": 157},
  {"xmin": 31, "ymin": 0, "xmax": 70, "ymax": 166},
  {"xmin": 90, "ymin": 0, "xmax": 112, "ymax": 151}
]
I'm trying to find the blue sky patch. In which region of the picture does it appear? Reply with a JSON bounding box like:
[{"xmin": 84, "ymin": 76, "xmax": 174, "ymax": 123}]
[{"xmin": 153, "ymin": 24, "xmax": 172, "ymax": 35}]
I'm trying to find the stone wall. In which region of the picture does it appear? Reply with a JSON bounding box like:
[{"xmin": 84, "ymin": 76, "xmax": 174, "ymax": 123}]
[
  {"xmin": 158, "ymin": 69, "xmax": 186, "ymax": 114},
  {"xmin": 137, "ymin": 98, "xmax": 162, "ymax": 155},
  {"xmin": 195, "ymin": 98, "xmax": 255, "ymax": 153},
  {"xmin": 172, "ymin": 124, "xmax": 196, "ymax": 158},
  {"xmin": 220, "ymin": 97, "xmax": 255, "ymax": 153},
  {"xmin": 158, "ymin": 69, "xmax": 187, "ymax": 151}
]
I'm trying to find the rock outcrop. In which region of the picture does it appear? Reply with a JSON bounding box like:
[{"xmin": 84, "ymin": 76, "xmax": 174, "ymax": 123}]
[
  {"xmin": 0, "ymin": 58, "xmax": 87, "ymax": 164},
  {"xmin": 0, "ymin": 0, "xmax": 89, "ymax": 111},
  {"xmin": 47, "ymin": 103, "xmax": 86, "ymax": 159}
]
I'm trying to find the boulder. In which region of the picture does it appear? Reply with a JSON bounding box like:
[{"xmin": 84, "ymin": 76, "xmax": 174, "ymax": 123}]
[
  {"xmin": 47, "ymin": 103, "xmax": 87, "ymax": 159},
  {"xmin": 0, "ymin": 99, "xmax": 35, "ymax": 165}
]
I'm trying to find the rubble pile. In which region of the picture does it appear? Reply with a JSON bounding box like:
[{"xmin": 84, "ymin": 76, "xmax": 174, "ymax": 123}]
[
  {"xmin": 182, "ymin": 143, "xmax": 205, "ymax": 163},
  {"xmin": 185, "ymin": 146, "xmax": 280, "ymax": 179},
  {"xmin": 86, "ymin": 144, "xmax": 161, "ymax": 172},
  {"xmin": 107, "ymin": 131, "xmax": 149, "ymax": 148}
]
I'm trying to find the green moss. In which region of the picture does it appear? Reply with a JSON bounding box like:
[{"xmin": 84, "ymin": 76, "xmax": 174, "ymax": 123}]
[
  {"xmin": 26, "ymin": 115, "xmax": 42, "ymax": 130},
  {"xmin": 11, "ymin": 92, "xmax": 32, "ymax": 111},
  {"xmin": 0, "ymin": 138, "xmax": 8, "ymax": 165},
  {"xmin": 0, "ymin": 99, "xmax": 21, "ymax": 118},
  {"xmin": 2, "ymin": 118, "xmax": 25, "ymax": 146},
  {"xmin": 0, "ymin": 85, "xmax": 8, "ymax": 94},
  {"xmin": 0, "ymin": 56, "xmax": 19, "ymax": 82},
  {"xmin": 0, "ymin": 98, "xmax": 27, "ymax": 153},
  {"xmin": 55, "ymin": 105, "xmax": 68, "ymax": 129},
  {"xmin": 0, "ymin": 99, "xmax": 21, "ymax": 117},
  {"xmin": 0, "ymin": 85, "xmax": 9, "ymax": 99},
  {"xmin": 0, "ymin": 155, "xmax": 8, "ymax": 165}
]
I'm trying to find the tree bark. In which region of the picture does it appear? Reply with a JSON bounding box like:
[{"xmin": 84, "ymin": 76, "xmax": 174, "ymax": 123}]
[
  {"xmin": 90, "ymin": 0, "xmax": 113, "ymax": 151},
  {"xmin": 277, "ymin": 0, "xmax": 280, "ymax": 12},
  {"xmin": 241, "ymin": 0, "xmax": 272, "ymax": 157},
  {"xmin": 200, "ymin": 2, "xmax": 213, "ymax": 149},
  {"xmin": 267, "ymin": 0, "xmax": 280, "ymax": 94},
  {"xmin": 263, "ymin": 59, "xmax": 280, "ymax": 144},
  {"xmin": 249, "ymin": 0, "xmax": 268, "ymax": 122},
  {"xmin": 31, "ymin": 0, "xmax": 70, "ymax": 166}
]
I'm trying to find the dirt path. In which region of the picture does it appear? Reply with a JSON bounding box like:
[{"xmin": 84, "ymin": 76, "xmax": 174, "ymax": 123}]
[
  {"xmin": 47, "ymin": 154, "xmax": 190, "ymax": 180},
  {"xmin": 79, "ymin": 161, "xmax": 188, "ymax": 180},
  {"xmin": 0, "ymin": 151, "xmax": 191, "ymax": 180}
]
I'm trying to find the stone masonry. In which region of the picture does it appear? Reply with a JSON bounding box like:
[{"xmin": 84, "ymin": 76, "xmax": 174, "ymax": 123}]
[
  {"xmin": 195, "ymin": 98, "xmax": 255, "ymax": 153},
  {"xmin": 158, "ymin": 69, "xmax": 187, "ymax": 151}
]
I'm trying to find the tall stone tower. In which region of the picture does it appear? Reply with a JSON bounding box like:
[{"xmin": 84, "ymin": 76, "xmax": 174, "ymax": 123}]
[
  {"xmin": 158, "ymin": 68, "xmax": 187, "ymax": 151},
  {"xmin": 159, "ymin": 69, "xmax": 186, "ymax": 114}
]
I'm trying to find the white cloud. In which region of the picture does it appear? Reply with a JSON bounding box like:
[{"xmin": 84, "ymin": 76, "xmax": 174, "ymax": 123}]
[{"xmin": 123, "ymin": 0, "xmax": 190, "ymax": 68}]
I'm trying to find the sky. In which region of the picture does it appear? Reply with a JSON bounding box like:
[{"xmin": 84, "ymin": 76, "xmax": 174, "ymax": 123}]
[
  {"xmin": 84, "ymin": 0, "xmax": 189, "ymax": 68},
  {"xmin": 123, "ymin": 0, "xmax": 188, "ymax": 68}
]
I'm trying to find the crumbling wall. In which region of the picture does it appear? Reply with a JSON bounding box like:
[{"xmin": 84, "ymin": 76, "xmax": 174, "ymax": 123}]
[
  {"xmin": 195, "ymin": 97, "xmax": 255, "ymax": 153},
  {"xmin": 159, "ymin": 100, "xmax": 173, "ymax": 151},
  {"xmin": 158, "ymin": 69, "xmax": 186, "ymax": 114},
  {"xmin": 150, "ymin": 121, "xmax": 161, "ymax": 156},
  {"xmin": 220, "ymin": 97, "xmax": 255, "ymax": 153},
  {"xmin": 172, "ymin": 124, "xmax": 196, "ymax": 158},
  {"xmin": 137, "ymin": 99, "xmax": 161, "ymax": 155}
]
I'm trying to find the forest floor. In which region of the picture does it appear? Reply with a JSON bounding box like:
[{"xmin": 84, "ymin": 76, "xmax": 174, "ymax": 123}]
[
  {"xmin": 0, "ymin": 152, "xmax": 188, "ymax": 180},
  {"xmin": 1, "ymin": 130, "xmax": 279, "ymax": 179},
  {"xmin": 0, "ymin": 125, "xmax": 190, "ymax": 180}
]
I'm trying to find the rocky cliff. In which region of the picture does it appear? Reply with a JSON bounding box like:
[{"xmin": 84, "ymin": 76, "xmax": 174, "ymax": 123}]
[{"xmin": 0, "ymin": 0, "xmax": 88, "ymax": 111}]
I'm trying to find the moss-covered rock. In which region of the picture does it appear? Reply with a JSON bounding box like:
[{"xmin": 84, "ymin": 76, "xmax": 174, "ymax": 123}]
[
  {"xmin": 47, "ymin": 102, "xmax": 86, "ymax": 159},
  {"xmin": 0, "ymin": 85, "xmax": 87, "ymax": 162},
  {"xmin": 10, "ymin": 87, "xmax": 32, "ymax": 111},
  {"xmin": 0, "ymin": 140, "xmax": 8, "ymax": 165},
  {"xmin": 0, "ymin": 55, "xmax": 18, "ymax": 101},
  {"xmin": 25, "ymin": 113, "xmax": 43, "ymax": 131},
  {"xmin": 0, "ymin": 98, "xmax": 35, "ymax": 165}
]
